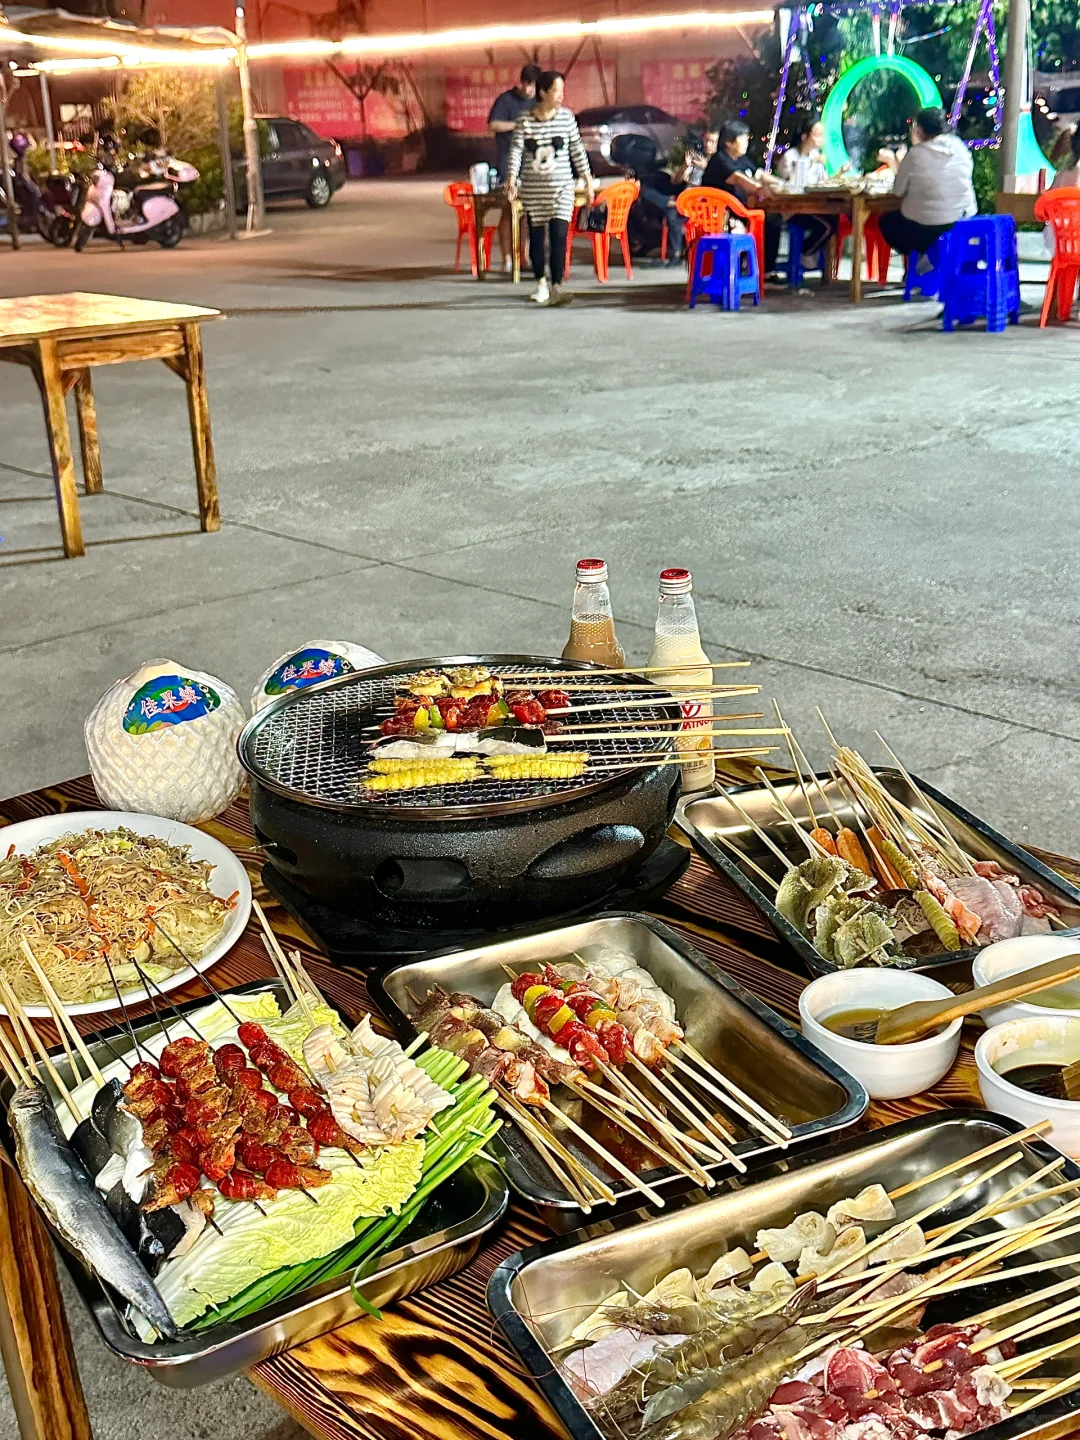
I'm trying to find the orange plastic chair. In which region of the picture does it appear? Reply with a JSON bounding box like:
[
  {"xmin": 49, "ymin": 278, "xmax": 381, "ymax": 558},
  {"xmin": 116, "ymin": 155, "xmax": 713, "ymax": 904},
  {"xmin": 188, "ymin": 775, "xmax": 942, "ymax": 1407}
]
[
  {"xmin": 567, "ymin": 180, "xmax": 641, "ymax": 282},
  {"xmin": 1034, "ymin": 187, "xmax": 1080, "ymax": 325},
  {"xmin": 836, "ymin": 212, "xmax": 891, "ymax": 282},
  {"xmin": 443, "ymin": 181, "xmax": 498, "ymax": 277},
  {"xmin": 676, "ymin": 187, "xmax": 765, "ymax": 300}
]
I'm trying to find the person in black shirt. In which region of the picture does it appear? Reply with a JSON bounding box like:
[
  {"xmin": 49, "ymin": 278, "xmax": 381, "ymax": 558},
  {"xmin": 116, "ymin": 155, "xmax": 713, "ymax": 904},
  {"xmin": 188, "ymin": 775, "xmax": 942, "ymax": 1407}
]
[
  {"xmin": 487, "ymin": 64, "xmax": 542, "ymax": 269},
  {"xmin": 702, "ymin": 118, "xmax": 782, "ymax": 274}
]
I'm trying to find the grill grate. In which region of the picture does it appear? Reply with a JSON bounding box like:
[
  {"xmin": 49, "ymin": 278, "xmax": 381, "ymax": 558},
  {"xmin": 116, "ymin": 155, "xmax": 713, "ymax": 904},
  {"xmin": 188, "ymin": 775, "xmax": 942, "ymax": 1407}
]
[{"xmin": 240, "ymin": 656, "xmax": 683, "ymax": 817}]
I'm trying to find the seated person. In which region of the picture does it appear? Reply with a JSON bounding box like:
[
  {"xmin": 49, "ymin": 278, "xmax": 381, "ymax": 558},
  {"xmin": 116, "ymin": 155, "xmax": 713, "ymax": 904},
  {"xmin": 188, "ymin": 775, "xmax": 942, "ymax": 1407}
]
[
  {"xmin": 637, "ymin": 130, "xmax": 718, "ymax": 261},
  {"xmin": 701, "ymin": 118, "xmax": 782, "ymax": 274},
  {"xmin": 775, "ymin": 115, "xmax": 837, "ymax": 270},
  {"xmin": 1043, "ymin": 124, "xmax": 1080, "ymax": 255},
  {"xmin": 877, "ymin": 106, "xmax": 977, "ymax": 257}
]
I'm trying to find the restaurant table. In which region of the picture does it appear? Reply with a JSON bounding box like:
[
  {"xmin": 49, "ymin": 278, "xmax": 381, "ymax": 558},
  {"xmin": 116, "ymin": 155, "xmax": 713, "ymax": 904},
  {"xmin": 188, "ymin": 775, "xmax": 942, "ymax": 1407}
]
[
  {"xmin": 759, "ymin": 190, "xmax": 901, "ymax": 303},
  {"xmin": 471, "ymin": 190, "xmax": 524, "ymax": 284},
  {"xmin": 1, "ymin": 774, "xmax": 1078, "ymax": 1440},
  {"xmin": 0, "ymin": 292, "xmax": 221, "ymax": 559}
]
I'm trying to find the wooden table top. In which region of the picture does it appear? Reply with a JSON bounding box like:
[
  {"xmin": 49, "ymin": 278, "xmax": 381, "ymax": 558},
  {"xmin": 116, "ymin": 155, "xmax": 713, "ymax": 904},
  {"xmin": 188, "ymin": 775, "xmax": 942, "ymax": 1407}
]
[
  {"xmin": 758, "ymin": 189, "xmax": 901, "ymax": 215},
  {"xmin": 2, "ymin": 775, "xmax": 1078, "ymax": 1440},
  {"xmin": 0, "ymin": 293, "xmax": 221, "ymax": 348}
]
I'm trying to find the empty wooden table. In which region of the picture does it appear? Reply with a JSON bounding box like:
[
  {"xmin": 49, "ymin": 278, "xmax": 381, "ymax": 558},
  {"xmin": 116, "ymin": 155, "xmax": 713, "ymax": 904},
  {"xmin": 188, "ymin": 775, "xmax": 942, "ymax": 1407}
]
[{"xmin": 0, "ymin": 291, "xmax": 222, "ymax": 558}]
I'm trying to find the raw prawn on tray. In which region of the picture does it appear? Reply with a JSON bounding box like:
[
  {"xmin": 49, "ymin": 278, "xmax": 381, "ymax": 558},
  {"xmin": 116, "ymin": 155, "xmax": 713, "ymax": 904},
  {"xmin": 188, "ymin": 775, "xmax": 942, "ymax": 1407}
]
[
  {"xmin": 0, "ymin": 919, "xmax": 501, "ymax": 1347},
  {"xmin": 491, "ymin": 1113, "xmax": 1080, "ymax": 1440},
  {"xmin": 679, "ymin": 709, "xmax": 1080, "ymax": 973}
]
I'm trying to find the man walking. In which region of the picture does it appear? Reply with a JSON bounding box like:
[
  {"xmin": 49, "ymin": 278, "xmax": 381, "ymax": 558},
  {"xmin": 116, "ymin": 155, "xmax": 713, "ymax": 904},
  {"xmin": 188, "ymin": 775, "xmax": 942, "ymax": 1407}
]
[{"xmin": 488, "ymin": 63, "xmax": 542, "ymax": 269}]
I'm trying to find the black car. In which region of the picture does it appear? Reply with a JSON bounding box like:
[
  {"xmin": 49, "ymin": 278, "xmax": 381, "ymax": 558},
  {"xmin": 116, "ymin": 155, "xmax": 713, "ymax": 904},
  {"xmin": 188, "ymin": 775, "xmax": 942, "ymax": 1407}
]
[{"xmin": 255, "ymin": 117, "xmax": 347, "ymax": 207}]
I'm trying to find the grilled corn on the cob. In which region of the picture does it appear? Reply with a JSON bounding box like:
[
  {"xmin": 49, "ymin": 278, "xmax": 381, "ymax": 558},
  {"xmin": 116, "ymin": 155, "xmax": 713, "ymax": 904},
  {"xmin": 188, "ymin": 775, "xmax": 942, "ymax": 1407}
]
[
  {"xmin": 482, "ymin": 752, "xmax": 589, "ymax": 780},
  {"xmin": 362, "ymin": 757, "xmax": 482, "ymax": 791}
]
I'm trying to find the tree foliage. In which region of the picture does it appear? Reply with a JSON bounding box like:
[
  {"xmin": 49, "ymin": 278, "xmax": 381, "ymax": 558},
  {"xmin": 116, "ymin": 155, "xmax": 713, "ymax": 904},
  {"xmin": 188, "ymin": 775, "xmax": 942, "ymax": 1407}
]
[{"xmin": 103, "ymin": 69, "xmax": 219, "ymax": 156}]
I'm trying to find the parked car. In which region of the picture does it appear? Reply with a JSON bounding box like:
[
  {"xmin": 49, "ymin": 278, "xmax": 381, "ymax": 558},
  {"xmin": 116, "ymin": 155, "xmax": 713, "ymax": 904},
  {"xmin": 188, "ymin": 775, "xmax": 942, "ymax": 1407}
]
[
  {"xmin": 253, "ymin": 117, "xmax": 347, "ymax": 207},
  {"xmin": 576, "ymin": 104, "xmax": 682, "ymax": 174}
]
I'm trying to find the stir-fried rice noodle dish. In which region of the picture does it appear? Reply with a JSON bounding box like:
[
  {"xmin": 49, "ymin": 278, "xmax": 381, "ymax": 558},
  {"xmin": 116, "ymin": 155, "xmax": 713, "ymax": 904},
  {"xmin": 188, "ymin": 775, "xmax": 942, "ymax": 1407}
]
[{"xmin": 0, "ymin": 828, "xmax": 232, "ymax": 1005}]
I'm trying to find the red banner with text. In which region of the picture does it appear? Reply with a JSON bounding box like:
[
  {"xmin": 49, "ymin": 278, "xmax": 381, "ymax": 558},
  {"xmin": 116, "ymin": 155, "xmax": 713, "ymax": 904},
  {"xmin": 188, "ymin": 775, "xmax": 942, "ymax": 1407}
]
[
  {"xmin": 283, "ymin": 65, "xmax": 407, "ymax": 140},
  {"xmin": 445, "ymin": 59, "xmax": 617, "ymax": 133},
  {"xmin": 641, "ymin": 58, "xmax": 714, "ymax": 122}
]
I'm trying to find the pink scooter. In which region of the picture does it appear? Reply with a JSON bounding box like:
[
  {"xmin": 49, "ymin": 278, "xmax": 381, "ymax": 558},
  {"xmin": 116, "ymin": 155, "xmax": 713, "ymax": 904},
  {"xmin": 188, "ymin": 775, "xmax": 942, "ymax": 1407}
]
[{"xmin": 75, "ymin": 153, "xmax": 198, "ymax": 251}]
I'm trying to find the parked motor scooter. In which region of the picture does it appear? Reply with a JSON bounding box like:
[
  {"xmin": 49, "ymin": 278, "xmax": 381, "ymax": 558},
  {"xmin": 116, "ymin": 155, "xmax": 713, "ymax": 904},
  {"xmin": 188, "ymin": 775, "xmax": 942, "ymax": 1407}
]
[
  {"xmin": 36, "ymin": 170, "xmax": 84, "ymax": 246},
  {"xmin": 74, "ymin": 149, "xmax": 198, "ymax": 251},
  {"xmin": 0, "ymin": 133, "xmax": 46, "ymax": 237}
]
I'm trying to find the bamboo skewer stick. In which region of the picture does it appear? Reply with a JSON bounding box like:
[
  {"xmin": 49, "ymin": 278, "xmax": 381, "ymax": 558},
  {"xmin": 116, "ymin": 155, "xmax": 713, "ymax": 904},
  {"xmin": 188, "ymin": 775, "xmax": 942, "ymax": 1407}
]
[
  {"xmin": 660, "ymin": 1044, "xmax": 780, "ymax": 1145},
  {"xmin": 550, "ymin": 727, "xmax": 788, "ymax": 742},
  {"xmin": 999, "ymin": 1331, "xmax": 1080, "ymax": 1381},
  {"xmin": 755, "ymin": 767, "xmax": 827, "ymax": 859},
  {"xmin": 924, "ymin": 1162, "xmax": 1073, "ymax": 1236},
  {"xmin": 0, "ymin": 1025, "xmax": 30, "ymax": 1086},
  {"xmin": 873, "ymin": 733, "xmax": 977, "ymax": 875},
  {"xmin": 774, "ymin": 700, "xmax": 818, "ymax": 828},
  {"xmin": 1011, "ymin": 1368, "xmax": 1080, "ymax": 1415},
  {"xmin": 889, "ymin": 1123, "xmax": 1051, "ymax": 1199},
  {"xmin": 0, "ymin": 1044, "xmax": 22, "ymax": 1089},
  {"xmin": 505, "ymin": 663, "xmax": 754, "ymax": 677},
  {"xmin": 605, "ymin": 1054, "xmax": 732, "ymax": 1157},
  {"xmin": 708, "ymin": 829, "xmax": 781, "ymax": 891},
  {"xmin": 590, "ymin": 749, "xmax": 779, "ymax": 772},
  {"xmin": 830, "ymin": 1157, "xmax": 1070, "ymax": 1316},
  {"xmin": 0, "ymin": 977, "xmax": 83, "ymax": 1124},
  {"xmin": 982, "ymin": 1289, "xmax": 1080, "ymax": 1350},
  {"xmin": 254, "ymin": 900, "xmax": 314, "ymax": 1026},
  {"xmin": 965, "ymin": 1273, "xmax": 1080, "ymax": 1331},
  {"xmin": 676, "ymin": 1040, "xmax": 793, "ymax": 1141},
  {"xmin": 497, "ymin": 1089, "xmax": 598, "ymax": 1208},
  {"xmin": 569, "ymin": 1081, "xmax": 712, "ymax": 1188},
  {"xmin": 577, "ymin": 1079, "xmax": 724, "ymax": 1165},
  {"xmin": 716, "ymin": 785, "xmax": 797, "ymax": 871},
  {"xmin": 561, "ymin": 712, "xmax": 766, "ymax": 730},
  {"xmin": 808, "ymin": 1152, "xmax": 1026, "ymax": 1303},
  {"xmin": 647, "ymin": 1049, "xmax": 745, "ymax": 1143},
  {"xmin": 621, "ymin": 1055, "xmax": 744, "ymax": 1169},
  {"xmin": 19, "ymin": 941, "xmax": 104, "ymax": 1088},
  {"xmin": 540, "ymin": 1097, "xmax": 665, "ymax": 1207}
]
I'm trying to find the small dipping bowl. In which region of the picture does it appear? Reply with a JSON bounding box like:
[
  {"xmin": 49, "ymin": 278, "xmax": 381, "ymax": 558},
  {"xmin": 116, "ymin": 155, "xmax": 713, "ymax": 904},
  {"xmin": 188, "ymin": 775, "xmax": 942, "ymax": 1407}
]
[
  {"xmin": 971, "ymin": 934, "xmax": 1080, "ymax": 1029},
  {"xmin": 799, "ymin": 970, "xmax": 962, "ymax": 1100},
  {"xmin": 976, "ymin": 1017, "xmax": 1080, "ymax": 1156}
]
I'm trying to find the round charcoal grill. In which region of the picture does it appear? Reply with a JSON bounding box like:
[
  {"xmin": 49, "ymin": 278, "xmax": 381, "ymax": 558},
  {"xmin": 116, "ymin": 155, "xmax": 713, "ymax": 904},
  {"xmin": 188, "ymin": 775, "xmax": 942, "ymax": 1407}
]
[{"xmin": 238, "ymin": 655, "xmax": 685, "ymax": 927}]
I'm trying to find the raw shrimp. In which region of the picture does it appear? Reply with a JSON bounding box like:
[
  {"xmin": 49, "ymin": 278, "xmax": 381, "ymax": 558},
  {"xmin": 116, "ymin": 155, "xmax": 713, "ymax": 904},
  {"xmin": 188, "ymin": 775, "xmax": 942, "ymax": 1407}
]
[{"xmin": 638, "ymin": 1324, "xmax": 807, "ymax": 1439}]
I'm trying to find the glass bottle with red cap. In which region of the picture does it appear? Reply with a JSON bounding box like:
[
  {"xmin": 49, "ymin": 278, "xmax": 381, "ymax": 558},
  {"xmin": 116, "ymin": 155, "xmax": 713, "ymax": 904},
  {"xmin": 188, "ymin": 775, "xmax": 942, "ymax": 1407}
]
[
  {"xmin": 561, "ymin": 559, "xmax": 626, "ymax": 667},
  {"xmin": 648, "ymin": 568, "xmax": 714, "ymax": 792}
]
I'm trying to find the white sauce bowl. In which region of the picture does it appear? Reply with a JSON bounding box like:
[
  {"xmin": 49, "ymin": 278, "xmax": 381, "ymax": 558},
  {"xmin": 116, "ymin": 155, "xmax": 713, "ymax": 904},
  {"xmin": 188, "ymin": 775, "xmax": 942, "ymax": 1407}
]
[
  {"xmin": 799, "ymin": 969, "xmax": 962, "ymax": 1100},
  {"xmin": 971, "ymin": 935, "xmax": 1080, "ymax": 1029},
  {"xmin": 976, "ymin": 1017, "xmax": 1080, "ymax": 1156}
]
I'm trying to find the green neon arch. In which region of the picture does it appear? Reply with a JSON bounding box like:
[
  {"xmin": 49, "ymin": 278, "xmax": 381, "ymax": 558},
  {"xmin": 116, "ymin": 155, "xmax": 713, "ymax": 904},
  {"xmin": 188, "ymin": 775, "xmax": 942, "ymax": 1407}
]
[{"xmin": 821, "ymin": 55, "xmax": 944, "ymax": 172}]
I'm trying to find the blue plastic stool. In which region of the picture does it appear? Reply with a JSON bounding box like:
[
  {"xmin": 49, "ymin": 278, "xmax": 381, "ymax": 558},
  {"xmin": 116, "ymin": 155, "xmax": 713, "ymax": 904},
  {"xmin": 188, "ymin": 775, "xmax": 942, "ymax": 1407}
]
[
  {"xmin": 687, "ymin": 234, "xmax": 760, "ymax": 310},
  {"xmin": 903, "ymin": 239, "xmax": 944, "ymax": 300},
  {"xmin": 939, "ymin": 215, "xmax": 1020, "ymax": 332},
  {"xmin": 785, "ymin": 218, "xmax": 826, "ymax": 288}
]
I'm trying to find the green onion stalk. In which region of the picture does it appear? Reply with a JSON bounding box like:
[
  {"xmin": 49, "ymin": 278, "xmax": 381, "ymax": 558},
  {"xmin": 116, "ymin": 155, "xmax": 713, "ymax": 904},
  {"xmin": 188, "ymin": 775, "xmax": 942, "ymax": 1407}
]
[{"xmin": 189, "ymin": 1049, "xmax": 501, "ymax": 1331}]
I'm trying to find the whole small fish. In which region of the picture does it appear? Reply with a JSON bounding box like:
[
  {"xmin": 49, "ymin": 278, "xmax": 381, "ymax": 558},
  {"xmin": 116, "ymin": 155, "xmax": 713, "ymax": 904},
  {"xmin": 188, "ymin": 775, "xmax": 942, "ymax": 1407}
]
[{"xmin": 10, "ymin": 1084, "xmax": 179, "ymax": 1340}]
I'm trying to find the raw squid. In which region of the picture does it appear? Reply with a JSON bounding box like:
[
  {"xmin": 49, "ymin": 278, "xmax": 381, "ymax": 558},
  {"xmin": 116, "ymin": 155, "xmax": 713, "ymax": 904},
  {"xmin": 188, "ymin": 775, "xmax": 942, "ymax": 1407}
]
[
  {"xmin": 798, "ymin": 1224, "xmax": 866, "ymax": 1277},
  {"xmin": 826, "ymin": 1185, "xmax": 895, "ymax": 1231},
  {"xmin": 757, "ymin": 1212, "xmax": 832, "ymax": 1264}
]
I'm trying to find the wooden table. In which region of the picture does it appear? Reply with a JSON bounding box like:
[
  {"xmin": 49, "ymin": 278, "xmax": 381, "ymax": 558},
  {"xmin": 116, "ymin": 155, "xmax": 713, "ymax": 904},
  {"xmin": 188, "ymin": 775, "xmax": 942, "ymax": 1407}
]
[
  {"xmin": 1, "ymin": 775, "xmax": 1078, "ymax": 1440},
  {"xmin": 760, "ymin": 190, "xmax": 900, "ymax": 303},
  {"xmin": 0, "ymin": 292, "xmax": 222, "ymax": 559},
  {"xmin": 471, "ymin": 190, "xmax": 524, "ymax": 284}
]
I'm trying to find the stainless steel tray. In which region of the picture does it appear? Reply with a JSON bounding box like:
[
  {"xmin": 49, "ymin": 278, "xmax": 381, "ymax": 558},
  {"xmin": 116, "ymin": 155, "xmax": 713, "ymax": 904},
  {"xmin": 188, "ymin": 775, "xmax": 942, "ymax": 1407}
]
[
  {"xmin": 677, "ymin": 769, "xmax": 1080, "ymax": 982},
  {"xmin": 489, "ymin": 1111, "xmax": 1080, "ymax": 1440},
  {"xmin": 0, "ymin": 979, "xmax": 509, "ymax": 1387},
  {"xmin": 371, "ymin": 913, "xmax": 866, "ymax": 1231}
]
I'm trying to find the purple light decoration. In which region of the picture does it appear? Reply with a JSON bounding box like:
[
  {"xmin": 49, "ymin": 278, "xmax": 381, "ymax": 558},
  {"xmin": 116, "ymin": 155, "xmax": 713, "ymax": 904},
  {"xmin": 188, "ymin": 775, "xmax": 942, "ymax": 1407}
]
[
  {"xmin": 766, "ymin": 15, "xmax": 800, "ymax": 171},
  {"xmin": 949, "ymin": 0, "xmax": 992, "ymax": 128},
  {"xmin": 985, "ymin": 4, "xmax": 1003, "ymax": 134}
]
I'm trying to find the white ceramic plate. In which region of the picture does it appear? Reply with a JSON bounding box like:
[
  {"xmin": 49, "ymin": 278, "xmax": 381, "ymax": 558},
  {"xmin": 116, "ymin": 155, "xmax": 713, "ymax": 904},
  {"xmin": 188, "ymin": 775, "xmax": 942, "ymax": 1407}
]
[{"xmin": 0, "ymin": 810, "xmax": 251, "ymax": 1018}]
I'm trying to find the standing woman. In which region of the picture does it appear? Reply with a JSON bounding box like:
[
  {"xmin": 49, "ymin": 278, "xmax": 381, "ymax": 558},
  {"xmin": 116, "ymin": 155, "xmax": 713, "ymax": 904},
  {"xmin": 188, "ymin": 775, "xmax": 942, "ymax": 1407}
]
[{"xmin": 505, "ymin": 71, "xmax": 594, "ymax": 306}]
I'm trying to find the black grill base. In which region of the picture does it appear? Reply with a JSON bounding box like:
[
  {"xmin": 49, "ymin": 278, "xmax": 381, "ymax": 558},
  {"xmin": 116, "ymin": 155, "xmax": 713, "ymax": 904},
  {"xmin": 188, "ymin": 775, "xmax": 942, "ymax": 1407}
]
[{"xmin": 262, "ymin": 838, "xmax": 690, "ymax": 967}]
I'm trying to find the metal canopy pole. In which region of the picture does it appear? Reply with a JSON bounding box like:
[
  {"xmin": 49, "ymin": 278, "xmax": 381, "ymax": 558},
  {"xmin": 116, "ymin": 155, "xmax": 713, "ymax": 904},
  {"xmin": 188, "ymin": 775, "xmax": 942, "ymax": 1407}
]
[
  {"xmin": 234, "ymin": 5, "xmax": 266, "ymax": 233},
  {"xmin": 215, "ymin": 71, "xmax": 238, "ymax": 239},
  {"xmin": 0, "ymin": 71, "xmax": 20, "ymax": 250},
  {"xmin": 1000, "ymin": 0, "xmax": 1029, "ymax": 190},
  {"xmin": 39, "ymin": 70, "xmax": 56, "ymax": 170}
]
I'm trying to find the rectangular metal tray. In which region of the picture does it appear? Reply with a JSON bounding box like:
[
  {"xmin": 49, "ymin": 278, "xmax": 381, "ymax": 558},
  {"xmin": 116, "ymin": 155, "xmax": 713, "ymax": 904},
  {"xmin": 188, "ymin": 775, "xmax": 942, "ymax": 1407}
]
[
  {"xmin": 0, "ymin": 979, "xmax": 509, "ymax": 1387},
  {"xmin": 371, "ymin": 913, "xmax": 866, "ymax": 1231},
  {"xmin": 489, "ymin": 1111, "xmax": 1080, "ymax": 1440},
  {"xmin": 677, "ymin": 769, "xmax": 1080, "ymax": 983}
]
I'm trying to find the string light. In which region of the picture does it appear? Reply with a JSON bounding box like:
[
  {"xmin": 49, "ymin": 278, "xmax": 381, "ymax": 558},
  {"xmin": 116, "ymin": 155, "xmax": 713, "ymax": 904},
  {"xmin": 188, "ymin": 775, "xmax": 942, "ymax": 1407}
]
[{"xmin": 1, "ymin": 8, "xmax": 773, "ymax": 70}]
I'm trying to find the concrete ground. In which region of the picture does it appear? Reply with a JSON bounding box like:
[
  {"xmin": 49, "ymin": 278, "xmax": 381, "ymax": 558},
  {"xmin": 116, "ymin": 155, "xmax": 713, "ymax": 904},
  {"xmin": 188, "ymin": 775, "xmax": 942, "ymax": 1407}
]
[{"xmin": 0, "ymin": 177, "xmax": 1077, "ymax": 1436}]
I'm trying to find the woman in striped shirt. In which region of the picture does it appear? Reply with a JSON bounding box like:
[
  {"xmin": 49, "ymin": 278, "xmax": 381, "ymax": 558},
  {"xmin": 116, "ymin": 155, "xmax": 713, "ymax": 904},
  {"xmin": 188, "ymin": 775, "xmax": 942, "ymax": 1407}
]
[{"xmin": 506, "ymin": 71, "xmax": 594, "ymax": 307}]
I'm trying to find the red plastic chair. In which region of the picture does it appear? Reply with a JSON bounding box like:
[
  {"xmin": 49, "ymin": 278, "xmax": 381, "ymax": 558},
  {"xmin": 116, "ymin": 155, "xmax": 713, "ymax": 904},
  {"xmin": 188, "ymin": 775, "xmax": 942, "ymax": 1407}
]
[
  {"xmin": 443, "ymin": 181, "xmax": 498, "ymax": 277},
  {"xmin": 676, "ymin": 187, "xmax": 765, "ymax": 300},
  {"xmin": 836, "ymin": 213, "xmax": 891, "ymax": 283},
  {"xmin": 567, "ymin": 180, "xmax": 640, "ymax": 282},
  {"xmin": 1034, "ymin": 187, "xmax": 1080, "ymax": 325}
]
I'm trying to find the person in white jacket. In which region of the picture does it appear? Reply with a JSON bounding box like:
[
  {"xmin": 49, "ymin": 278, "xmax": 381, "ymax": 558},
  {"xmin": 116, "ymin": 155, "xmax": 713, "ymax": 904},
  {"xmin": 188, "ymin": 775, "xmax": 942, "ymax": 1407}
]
[{"xmin": 878, "ymin": 107, "xmax": 977, "ymax": 256}]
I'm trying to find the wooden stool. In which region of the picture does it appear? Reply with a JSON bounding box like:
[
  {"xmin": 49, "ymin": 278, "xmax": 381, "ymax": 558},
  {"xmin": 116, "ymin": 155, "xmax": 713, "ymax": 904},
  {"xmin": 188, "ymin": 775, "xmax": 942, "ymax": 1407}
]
[{"xmin": 0, "ymin": 292, "xmax": 222, "ymax": 558}]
